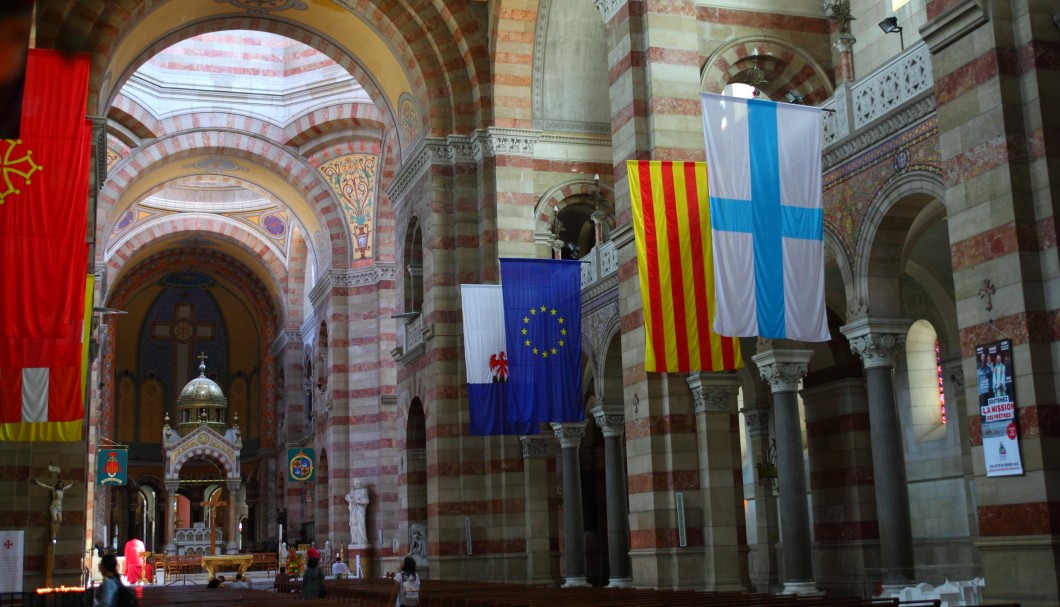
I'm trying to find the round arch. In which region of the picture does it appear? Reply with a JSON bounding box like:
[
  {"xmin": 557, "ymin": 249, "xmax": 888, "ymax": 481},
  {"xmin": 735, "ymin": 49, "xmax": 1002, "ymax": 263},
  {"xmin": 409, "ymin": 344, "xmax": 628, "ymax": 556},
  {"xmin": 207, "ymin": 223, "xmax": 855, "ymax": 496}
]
[{"xmin": 701, "ymin": 35, "xmax": 834, "ymax": 104}]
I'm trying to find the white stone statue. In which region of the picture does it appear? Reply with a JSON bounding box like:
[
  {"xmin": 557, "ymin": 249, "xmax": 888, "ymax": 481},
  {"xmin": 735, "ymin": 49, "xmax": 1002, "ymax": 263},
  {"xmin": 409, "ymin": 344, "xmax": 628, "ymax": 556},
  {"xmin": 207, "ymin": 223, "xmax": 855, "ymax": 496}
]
[
  {"xmin": 279, "ymin": 541, "xmax": 289, "ymax": 564},
  {"xmin": 409, "ymin": 523, "xmax": 428, "ymax": 566},
  {"xmin": 345, "ymin": 479, "xmax": 369, "ymax": 546}
]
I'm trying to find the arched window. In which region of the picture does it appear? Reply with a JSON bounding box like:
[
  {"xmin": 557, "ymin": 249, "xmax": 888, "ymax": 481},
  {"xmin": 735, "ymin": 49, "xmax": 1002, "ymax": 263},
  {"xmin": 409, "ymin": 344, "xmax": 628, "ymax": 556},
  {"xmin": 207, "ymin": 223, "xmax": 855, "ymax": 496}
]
[
  {"xmin": 906, "ymin": 320, "xmax": 946, "ymax": 442},
  {"xmin": 403, "ymin": 219, "xmax": 423, "ymax": 314}
]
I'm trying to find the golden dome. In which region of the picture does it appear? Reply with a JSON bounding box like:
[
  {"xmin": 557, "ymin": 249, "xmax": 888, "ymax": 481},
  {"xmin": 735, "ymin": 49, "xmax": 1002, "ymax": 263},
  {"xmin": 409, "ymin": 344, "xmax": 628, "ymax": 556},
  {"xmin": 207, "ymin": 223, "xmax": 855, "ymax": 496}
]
[{"xmin": 175, "ymin": 360, "xmax": 228, "ymax": 434}]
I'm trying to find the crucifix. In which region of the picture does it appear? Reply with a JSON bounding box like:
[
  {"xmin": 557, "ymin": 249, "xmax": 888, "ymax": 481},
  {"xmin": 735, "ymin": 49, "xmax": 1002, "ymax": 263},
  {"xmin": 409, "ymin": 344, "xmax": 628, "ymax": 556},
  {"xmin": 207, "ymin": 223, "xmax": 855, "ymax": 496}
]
[
  {"xmin": 199, "ymin": 496, "xmax": 227, "ymax": 556},
  {"xmin": 978, "ymin": 278, "xmax": 996, "ymax": 312}
]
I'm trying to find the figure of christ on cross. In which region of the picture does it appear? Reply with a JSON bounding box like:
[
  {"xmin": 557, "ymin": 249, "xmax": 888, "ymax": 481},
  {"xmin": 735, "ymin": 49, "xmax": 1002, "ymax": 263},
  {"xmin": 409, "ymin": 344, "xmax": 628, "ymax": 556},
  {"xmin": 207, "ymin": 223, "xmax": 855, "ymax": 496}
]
[{"xmin": 199, "ymin": 495, "xmax": 227, "ymax": 556}]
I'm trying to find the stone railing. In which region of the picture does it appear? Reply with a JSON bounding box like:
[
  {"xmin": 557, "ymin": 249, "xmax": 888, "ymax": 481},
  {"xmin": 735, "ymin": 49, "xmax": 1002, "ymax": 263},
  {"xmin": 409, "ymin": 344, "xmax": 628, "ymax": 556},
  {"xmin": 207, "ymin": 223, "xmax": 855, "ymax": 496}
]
[
  {"xmin": 174, "ymin": 524, "xmax": 224, "ymax": 555},
  {"xmin": 580, "ymin": 240, "xmax": 618, "ymax": 290},
  {"xmin": 822, "ymin": 41, "xmax": 933, "ymax": 148}
]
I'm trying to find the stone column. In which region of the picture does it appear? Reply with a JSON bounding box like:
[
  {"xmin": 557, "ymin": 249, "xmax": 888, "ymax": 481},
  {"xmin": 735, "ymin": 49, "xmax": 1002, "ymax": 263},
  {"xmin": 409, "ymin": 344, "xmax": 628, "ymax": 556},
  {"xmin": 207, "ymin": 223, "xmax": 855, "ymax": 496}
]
[
  {"xmin": 686, "ymin": 372, "xmax": 751, "ymax": 591},
  {"xmin": 163, "ymin": 481, "xmax": 178, "ymax": 555},
  {"xmin": 226, "ymin": 480, "xmax": 241, "ymax": 554},
  {"xmin": 834, "ymin": 34, "xmax": 857, "ymax": 83},
  {"xmin": 590, "ymin": 407, "xmax": 632, "ymax": 588},
  {"xmin": 751, "ymin": 347, "xmax": 819, "ymax": 596},
  {"xmin": 551, "ymin": 421, "xmax": 588, "ymax": 587},
  {"xmin": 520, "ymin": 436, "xmax": 556, "ymax": 584},
  {"xmin": 841, "ymin": 317, "xmax": 914, "ymax": 586},
  {"xmin": 742, "ymin": 405, "xmax": 780, "ymax": 592}
]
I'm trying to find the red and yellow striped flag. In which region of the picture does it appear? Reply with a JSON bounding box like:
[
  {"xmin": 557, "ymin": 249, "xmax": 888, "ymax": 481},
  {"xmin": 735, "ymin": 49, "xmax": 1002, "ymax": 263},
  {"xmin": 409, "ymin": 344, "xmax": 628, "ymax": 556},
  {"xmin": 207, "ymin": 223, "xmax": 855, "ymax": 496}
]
[{"xmin": 628, "ymin": 160, "xmax": 741, "ymax": 372}]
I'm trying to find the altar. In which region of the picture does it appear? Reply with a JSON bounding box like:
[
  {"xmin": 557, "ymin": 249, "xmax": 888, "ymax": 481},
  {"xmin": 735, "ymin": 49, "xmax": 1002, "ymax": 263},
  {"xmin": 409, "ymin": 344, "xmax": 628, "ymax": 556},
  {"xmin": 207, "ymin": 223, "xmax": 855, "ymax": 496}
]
[{"xmin": 201, "ymin": 554, "xmax": 254, "ymax": 579}]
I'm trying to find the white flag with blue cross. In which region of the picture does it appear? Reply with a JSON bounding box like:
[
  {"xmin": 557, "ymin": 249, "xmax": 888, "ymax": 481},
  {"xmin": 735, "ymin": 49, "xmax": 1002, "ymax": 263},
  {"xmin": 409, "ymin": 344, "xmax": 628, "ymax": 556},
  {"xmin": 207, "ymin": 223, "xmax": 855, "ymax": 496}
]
[{"xmin": 700, "ymin": 92, "xmax": 830, "ymax": 342}]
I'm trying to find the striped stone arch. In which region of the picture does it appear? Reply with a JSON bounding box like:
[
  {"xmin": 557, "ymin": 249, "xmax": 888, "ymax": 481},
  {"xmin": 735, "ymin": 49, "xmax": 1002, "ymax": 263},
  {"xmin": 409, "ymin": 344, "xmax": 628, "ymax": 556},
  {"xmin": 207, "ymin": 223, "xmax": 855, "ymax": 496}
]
[
  {"xmin": 534, "ymin": 178, "xmax": 616, "ymax": 231},
  {"xmin": 104, "ymin": 213, "xmax": 289, "ymax": 302},
  {"xmin": 109, "ymin": 94, "xmax": 163, "ymax": 139},
  {"xmin": 98, "ymin": 128, "xmax": 352, "ymax": 266},
  {"xmin": 105, "ymin": 246, "xmax": 279, "ymax": 448},
  {"xmin": 301, "ymin": 133, "xmax": 385, "ymax": 169},
  {"xmin": 285, "ymin": 103, "xmax": 386, "ymax": 149},
  {"xmin": 701, "ymin": 36, "xmax": 834, "ymax": 105},
  {"xmin": 152, "ymin": 111, "xmax": 287, "ymax": 142},
  {"xmin": 40, "ymin": 1, "xmax": 484, "ymax": 140},
  {"xmin": 165, "ymin": 435, "xmax": 240, "ymax": 483},
  {"xmin": 853, "ymin": 169, "xmax": 947, "ymax": 316}
]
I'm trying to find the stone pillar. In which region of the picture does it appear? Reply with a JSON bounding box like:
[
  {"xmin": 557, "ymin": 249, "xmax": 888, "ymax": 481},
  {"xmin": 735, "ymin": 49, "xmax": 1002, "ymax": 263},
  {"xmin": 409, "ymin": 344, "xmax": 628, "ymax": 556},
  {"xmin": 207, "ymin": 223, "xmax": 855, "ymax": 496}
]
[
  {"xmin": 590, "ymin": 407, "xmax": 632, "ymax": 588},
  {"xmin": 742, "ymin": 405, "xmax": 780, "ymax": 593},
  {"xmin": 226, "ymin": 481, "xmax": 241, "ymax": 554},
  {"xmin": 686, "ymin": 372, "xmax": 751, "ymax": 591},
  {"xmin": 841, "ymin": 318, "xmax": 914, "ymax": 586},
  {"xmin": 163, "ymin": 481, "xmax": 178, "ymax": 555},
  {"xmin": 551, "ymin": 421, "xmax": 588, "ymax": 587},
  {"xmin": 520, "ymin": 436, "xmax": 556, "ymax": 584},
  {"xmin": 833, "ymin": 34, "xmax": 857, "ymax": 83},
  {"xmin": 751, "ymin": 347, "xmax": 820, "ymax": 596}
]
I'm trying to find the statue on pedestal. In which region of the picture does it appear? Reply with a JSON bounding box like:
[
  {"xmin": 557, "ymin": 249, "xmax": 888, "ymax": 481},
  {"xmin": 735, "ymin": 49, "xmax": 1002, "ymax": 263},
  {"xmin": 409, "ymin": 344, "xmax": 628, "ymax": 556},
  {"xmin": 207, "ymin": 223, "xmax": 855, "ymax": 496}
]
[{"xmin": 345, "ymin": 479, "xmax": 369, "ymax": 546}]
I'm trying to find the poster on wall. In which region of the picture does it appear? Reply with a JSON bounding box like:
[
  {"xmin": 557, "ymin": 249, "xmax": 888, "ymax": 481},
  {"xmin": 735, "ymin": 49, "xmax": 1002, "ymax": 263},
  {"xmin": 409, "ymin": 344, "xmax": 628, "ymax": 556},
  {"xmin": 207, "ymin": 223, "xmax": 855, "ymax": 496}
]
[
  {"xmin": 0, "ymin": 530, "xmax": 23, "ymax": 593},
  {"xmin": 976, "ymin": 338, "xmax": 1023, "ymax": 477}
]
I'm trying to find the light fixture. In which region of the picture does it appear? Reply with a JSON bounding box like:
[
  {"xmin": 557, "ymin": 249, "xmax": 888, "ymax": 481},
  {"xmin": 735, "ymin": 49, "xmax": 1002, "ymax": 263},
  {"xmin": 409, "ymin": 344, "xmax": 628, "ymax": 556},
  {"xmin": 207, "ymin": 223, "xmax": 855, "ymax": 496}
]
[
  {"xmin": 784, "ymin": 91, "xmax": 804, "ymax": 104},
  {"xmin": 744, "ymin": 53, "xmax": 768, "ymax": 95},
  {"xmin": 755, "ymin": 438, "xmax": 779, "ymax": 495},
  {"xmin": 878, "ymin": 16, "xmax": 904, "ymax": 50}
]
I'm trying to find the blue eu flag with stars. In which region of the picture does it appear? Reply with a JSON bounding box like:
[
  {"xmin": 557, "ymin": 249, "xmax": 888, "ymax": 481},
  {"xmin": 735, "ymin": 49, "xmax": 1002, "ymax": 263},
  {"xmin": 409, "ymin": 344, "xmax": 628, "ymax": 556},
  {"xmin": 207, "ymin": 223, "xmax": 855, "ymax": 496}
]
[{"xmin": 500, "ymin": 258, "xmax": 584, "ymax": 424}]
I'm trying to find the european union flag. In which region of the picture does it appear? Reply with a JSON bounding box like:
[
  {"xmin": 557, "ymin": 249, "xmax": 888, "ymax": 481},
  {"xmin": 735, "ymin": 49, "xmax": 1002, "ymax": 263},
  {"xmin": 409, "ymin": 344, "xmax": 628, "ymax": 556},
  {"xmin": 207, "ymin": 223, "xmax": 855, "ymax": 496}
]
[{"xmin": 500, "ymin": 258, "xmax": 584, "ymax": 424}]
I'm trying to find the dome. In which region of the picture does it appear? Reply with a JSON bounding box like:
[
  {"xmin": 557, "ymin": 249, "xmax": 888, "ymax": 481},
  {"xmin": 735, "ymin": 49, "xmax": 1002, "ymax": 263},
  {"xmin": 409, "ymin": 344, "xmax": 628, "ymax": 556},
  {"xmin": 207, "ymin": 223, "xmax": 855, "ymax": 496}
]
[{"xmin": 175, "ymin": 360, "xmax": 228, "ymax": 434}]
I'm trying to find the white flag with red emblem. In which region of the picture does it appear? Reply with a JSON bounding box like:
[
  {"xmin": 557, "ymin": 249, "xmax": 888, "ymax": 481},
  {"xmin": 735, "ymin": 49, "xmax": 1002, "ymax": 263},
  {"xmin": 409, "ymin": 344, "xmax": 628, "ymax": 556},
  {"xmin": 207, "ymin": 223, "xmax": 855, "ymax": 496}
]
[{"xmin": 0, "ymin": 530, "xmax": 24, "ymax": 592}]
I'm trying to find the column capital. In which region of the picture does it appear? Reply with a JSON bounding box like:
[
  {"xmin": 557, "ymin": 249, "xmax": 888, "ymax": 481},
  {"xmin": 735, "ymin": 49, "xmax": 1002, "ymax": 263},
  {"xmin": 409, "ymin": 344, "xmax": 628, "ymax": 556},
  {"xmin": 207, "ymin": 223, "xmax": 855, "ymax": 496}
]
[
  {"xmin": 519, "ymin": 436, "xmax": 550, "ymax": 458},
  {"xmin": 686, "ymin": 371, "xmax": 741, "ymax": 414},
  {"xmin": 594, "ymin": 0, "xmax": 626, "ymax": 23},
  {"xmin": 551, "ymin": 421, "xmax": 587, "ymax": 448},
  {"xmin": 840, "ymin": 317, "xmax": 910, "ymax": 369},
  {"xmin": 742, "ymin": 409, "xmax": 770, "ymax": 436},
  {"xmin": 164, "ymin": 480, "xmax": 180, "ymax": 493},
  {"xmin": 751, "ymin": 349, "xmax": 814, "ymax": 393},
  {"xmin": 590, "ymin": 406, "xmax": 625, "ymax": 438}
]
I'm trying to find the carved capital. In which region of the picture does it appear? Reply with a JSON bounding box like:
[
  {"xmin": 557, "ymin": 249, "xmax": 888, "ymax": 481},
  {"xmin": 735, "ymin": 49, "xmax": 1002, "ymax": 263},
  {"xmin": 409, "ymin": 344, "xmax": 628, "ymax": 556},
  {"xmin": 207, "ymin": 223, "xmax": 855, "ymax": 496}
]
[
  {"xmin": 519, "ymin": 436, "xmax": 549, "ymax": 459},
  {"xmin": 686, "ymin": 372, "xmax": 740, "ymax": 414},
  {"xmin": 840, "ymin": 317, "xmax": 911, "ymax": 369},
  {"xmin": 591, "ymin": 406, "xmax": 625, "ymax": 438},
  {"xmin": 594, "ymin": 0, "xmax": 625, "ymax": 22},
  {"xmin": 751, "ymin": 349, "xmax": 814, "ymax": 393},
  {"xmin": 742, "ymin": 410, "xmax": 770, "ymax": 436},
  {"xmin": 550, "ymin": 422, "xmax": 586, "ymax": 449}
]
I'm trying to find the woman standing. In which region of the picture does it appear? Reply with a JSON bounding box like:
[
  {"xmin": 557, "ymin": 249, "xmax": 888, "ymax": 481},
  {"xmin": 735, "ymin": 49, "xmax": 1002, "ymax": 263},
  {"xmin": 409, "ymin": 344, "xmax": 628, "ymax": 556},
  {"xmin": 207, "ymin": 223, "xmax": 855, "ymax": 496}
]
[
  {"xmin": 302, "ymin": 555, "xmax": 327, "ymax": 599},
  {"xmin": 392, "ymin": 556, "xmax": 420, "ymax": 607}
]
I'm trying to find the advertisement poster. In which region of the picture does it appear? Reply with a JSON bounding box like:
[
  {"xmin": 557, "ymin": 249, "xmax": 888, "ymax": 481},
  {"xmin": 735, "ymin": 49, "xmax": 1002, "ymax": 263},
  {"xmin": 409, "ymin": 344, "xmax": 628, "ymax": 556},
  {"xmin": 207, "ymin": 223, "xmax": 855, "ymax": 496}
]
[{"xmin": 976, "ymin": 339, "xmax": 1023, "ymax": 476}]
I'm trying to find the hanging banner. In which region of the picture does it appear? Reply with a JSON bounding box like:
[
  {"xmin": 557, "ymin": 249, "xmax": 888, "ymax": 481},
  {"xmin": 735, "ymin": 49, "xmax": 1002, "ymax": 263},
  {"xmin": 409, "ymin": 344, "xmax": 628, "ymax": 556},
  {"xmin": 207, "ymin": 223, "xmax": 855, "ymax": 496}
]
[
  {"xmin": 977, "ymin": 339, "xmax": 1022, "ymax": 477},
  {"xmin": 0, "ymin": 530, "xmax": 23, "ymax": 593},
  {"xmin": 288, "ymin": 448, "xmax": 315, "ymax": 482},
  {"xmin": 97, "ymin": 447, "xmax": 128, "ymax": 486}
]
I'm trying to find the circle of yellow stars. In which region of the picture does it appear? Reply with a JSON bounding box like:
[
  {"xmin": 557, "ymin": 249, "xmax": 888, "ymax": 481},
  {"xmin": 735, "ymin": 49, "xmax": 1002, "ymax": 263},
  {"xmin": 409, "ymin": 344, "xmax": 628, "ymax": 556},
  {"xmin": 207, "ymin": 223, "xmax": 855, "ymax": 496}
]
[{"xmin": 521, "ymin": 305, "xmax": 568, "ymax": 359}]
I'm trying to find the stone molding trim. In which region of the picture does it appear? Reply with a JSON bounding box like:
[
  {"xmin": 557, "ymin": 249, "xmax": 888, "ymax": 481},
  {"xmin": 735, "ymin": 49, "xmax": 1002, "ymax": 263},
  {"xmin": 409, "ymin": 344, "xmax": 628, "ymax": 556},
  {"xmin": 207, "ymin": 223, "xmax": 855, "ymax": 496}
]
[
  {"xmin": 840, "ymin": 317, "xmax": 911, "ymax": 369},
  {"xmin": 743, "ymin": 410, "xmax": 770, "ymax": 436},
  {"xmin": 308, "ymin": 263, "xmax": 397, "ymax": 307},
  {"xmin": 920, "ymin": 0, "xmax": 988, "ymax": 55},
  {"xmin": 823, "ymin": 95, "xmax": 936, "ymax": 169},
  {"xmin": 752, "ymin": 349, "xmax": 814, "ymax": 394},
  {"xmin": 387, "ymin": 128, "xmax": 548, "ymax": 202},
  {"xmin": 550, "ymin": 422, "xmax": 587, "ymax": 448},
  {"xmin": 591, "ymin": 406, "xmax": 625, "ymax": 438},
  {"xmin": 594, "ymin": 0, "xmax": 625, "ymax": 22},
  {"xmin": 270, "ymin": 329, "xmax": 302, "ymax": 357},
  {"xmin": 520, "ymin": 436, "xmax": 550, "ymax": 458}
]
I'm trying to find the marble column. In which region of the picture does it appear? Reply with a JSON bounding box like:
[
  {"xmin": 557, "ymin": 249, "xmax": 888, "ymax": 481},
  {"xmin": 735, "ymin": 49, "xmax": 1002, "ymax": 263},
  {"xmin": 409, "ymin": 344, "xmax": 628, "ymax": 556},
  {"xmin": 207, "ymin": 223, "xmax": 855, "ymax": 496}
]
[
  {"xmin": 840, "ymin": 318, "xmax": 914, "ymax": 586},
  {"xmin": 751, "ymin": 347, "xmax": 820, "ymax": 596},
  {"xmin": 686, "ymin": 372, "xmax": 751, "ymax": 591},
  {"xmin": 551, "ymin": 422, "xmax": 589, "ymax": 587},
  {"xmin": 163, "ymin": 481, "xmax": 178, "ymax": 555},
  {"xmin": 590, "ymin": 407, "xmax": 632, "ymax": 588},
  {"xmin": 226, "ymin": 480, "xmax": 241, "ymax": 554},
  {"xmin": 742, "ymin": 405, "xmax": 780, "ymax": 593},
  {"xmin": 519, "ymin": 436, "xmax": 556, "ymax": 584}
]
